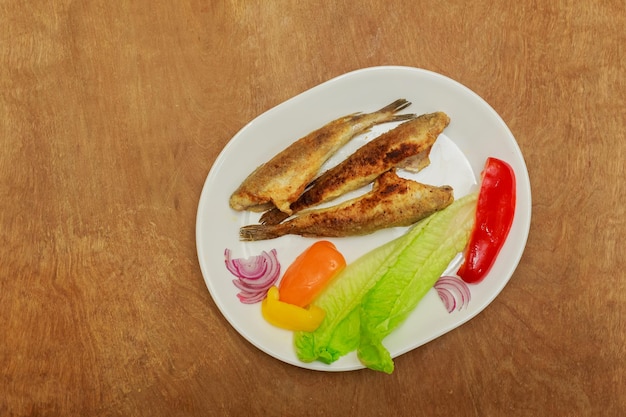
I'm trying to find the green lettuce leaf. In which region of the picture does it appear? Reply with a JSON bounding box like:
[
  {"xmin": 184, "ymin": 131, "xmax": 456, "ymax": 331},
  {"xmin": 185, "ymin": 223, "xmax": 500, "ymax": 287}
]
[
  {"xmin": 294, "ymin": 234, "xmax": 407, "ymax": 363},
  {"xmin": 357, "ymin": 192, "xmax": 477, "ymax": 373},
  {"xmin": 294, "ymin": 192, "xmax": 477, "ymax": 372}
]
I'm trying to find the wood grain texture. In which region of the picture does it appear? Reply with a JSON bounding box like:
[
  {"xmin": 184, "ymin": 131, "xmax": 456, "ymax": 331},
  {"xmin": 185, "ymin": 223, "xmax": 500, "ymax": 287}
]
[{"xmin": 1, "ymin": 1, "xmax": 624, "ymax": 416}]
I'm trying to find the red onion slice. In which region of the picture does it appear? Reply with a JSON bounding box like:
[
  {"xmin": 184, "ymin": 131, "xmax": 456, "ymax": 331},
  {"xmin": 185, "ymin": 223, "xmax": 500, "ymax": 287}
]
[
  {"xmin": 236, "ymin": 290, "xmax": 268, "ymax": 304},
  {"xmin": 434, "ymin": 275, "xmax": 471, "ymax": 313},
  {"xmin": 436, "ymin": 286, "xmax": 457, "ymax": 312},
  {"xmin": 224, "ymin": 248, "xmax": 281, "ymax": 304}
]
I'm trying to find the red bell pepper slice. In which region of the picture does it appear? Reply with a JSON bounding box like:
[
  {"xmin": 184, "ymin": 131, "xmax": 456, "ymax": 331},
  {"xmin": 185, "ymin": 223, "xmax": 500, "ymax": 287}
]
[{"xmin": 458, "ymin": 157, "xmax": 516, "ymax": 284}]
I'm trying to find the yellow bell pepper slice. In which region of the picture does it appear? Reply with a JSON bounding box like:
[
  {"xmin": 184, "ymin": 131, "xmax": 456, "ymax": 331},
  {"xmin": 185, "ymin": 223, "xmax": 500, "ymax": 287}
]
[{"xmin": 261, "ymin": 286, "xmax": 325, "ymax": 332}]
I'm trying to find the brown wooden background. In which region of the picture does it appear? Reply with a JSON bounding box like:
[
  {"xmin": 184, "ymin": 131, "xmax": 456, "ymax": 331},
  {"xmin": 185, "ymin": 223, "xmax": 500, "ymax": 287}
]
[{"xmin": 2, "ymin": 1, "xmax": 624, "ymax": 416}]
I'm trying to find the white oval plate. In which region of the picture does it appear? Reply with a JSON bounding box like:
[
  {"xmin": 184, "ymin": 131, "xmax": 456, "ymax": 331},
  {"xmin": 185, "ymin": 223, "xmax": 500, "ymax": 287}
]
[{"xmin": 196, "ymin": 66, "xmax": 532, "ymax": 372}]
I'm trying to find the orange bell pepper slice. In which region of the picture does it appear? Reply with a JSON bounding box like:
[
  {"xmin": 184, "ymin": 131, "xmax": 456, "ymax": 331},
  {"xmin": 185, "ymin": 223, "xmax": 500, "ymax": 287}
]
[{"xmin": 278, "ymin": 241, "xmax": 346, "ymax": 307}]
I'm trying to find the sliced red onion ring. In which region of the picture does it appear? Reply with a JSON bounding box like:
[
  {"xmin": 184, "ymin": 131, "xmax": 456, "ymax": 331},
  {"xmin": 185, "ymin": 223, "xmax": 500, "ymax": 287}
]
[
  {"xmin": 224, "ymin": 248, "xmax": 281, "ymax": 303},
  {"xmin": 436, "ymin": 287, "xmax": 457, "ymax": 312},
  {"xmin": 235, "ymin": 290, "xmax": 268, "ymax": 304},
  {"xmin": 434, "ymin": 275, "xmax": 471, "ymax": 313}
]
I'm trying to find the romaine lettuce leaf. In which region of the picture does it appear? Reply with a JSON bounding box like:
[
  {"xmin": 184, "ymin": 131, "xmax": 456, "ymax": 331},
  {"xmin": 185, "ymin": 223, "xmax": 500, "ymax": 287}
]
[
  {"xmin": 294, "ymin": 192, "xmax": 477, "ymax": 372},
  {"xmin": 294, "ymin": 234, "xmax": 407, "ymax": 363},
  {"xmin": 357, "ymin": 192, "xmax": 477, "ymax": 373}
]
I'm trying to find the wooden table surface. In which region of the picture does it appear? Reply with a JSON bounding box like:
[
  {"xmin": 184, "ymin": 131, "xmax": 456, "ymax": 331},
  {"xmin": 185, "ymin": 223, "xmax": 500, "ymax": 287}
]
[{"xmin": 2, "ymin": 1, "xmax": 624, "ymax": 416}]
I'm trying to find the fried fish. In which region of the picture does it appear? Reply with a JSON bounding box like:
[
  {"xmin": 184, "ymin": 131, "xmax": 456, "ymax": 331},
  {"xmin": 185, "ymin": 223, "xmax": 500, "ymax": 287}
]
[
  {"xmin": 239, "ymin": 170, "xmax": 454, "ymax": 241},
  {"xmin": 260, "ymin": 111, "xmax": 450, "ymax": 225},
  {"xmin": 229, "ymin": 99, "xmax": 416, "ymax": 213}
]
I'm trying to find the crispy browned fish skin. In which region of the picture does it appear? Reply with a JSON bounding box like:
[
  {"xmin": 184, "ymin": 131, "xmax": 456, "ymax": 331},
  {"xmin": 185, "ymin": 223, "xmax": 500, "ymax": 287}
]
[
  {"xmin": 229, "ymin": 99, "xmax": 416, "ymax": 213},
  {"xmin": 239, "ymin": 170, "xmax": 454, "ymax": 241},
  {"xmin": 260, "ymin": 111, "xmax": 450, "ymax": 225}
]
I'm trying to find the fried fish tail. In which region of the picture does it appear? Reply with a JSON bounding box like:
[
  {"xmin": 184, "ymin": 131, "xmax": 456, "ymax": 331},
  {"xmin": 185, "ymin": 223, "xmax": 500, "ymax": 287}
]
[
  {"xmin": 229, "ymin": 99, "xmax": 417, "ymax": 213},
  {"xmin": 258, "ymin": 206, "xmax": 291, "ymax": 225},
  {"xmin": 240, "ymin": 223, "xmax": 290, "ymax": 241},
  {"xmin": 373, "ymin": 98, "xmax": 412, "ymax": 118},
  {"xmin": 240, "ymin": 170, "xmax": 454, "ymax": 241}
]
